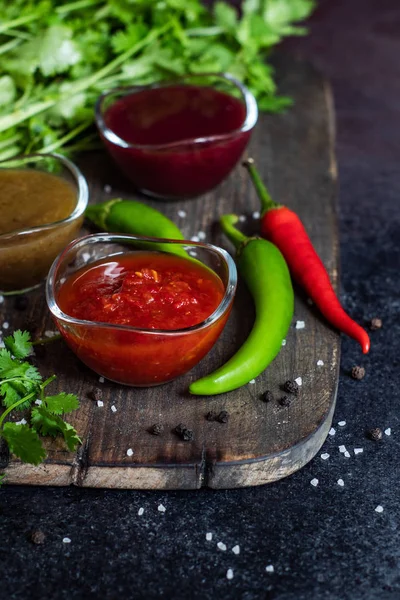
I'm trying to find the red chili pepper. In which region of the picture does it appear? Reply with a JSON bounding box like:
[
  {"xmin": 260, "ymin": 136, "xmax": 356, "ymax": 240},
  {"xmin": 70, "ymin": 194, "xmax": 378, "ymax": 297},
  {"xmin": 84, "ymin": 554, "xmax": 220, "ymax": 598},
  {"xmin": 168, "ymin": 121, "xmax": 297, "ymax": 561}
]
[{"xmin": 244, "ymin": 158, "xmax": 370, "ymax": 354}]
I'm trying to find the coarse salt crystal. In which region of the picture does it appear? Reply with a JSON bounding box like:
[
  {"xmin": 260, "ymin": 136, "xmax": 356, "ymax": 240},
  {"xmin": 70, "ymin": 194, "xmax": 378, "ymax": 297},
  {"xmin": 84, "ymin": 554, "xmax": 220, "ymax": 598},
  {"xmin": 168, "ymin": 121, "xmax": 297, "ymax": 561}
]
[
  {"xmin": 82, "ymin": 252, "xmax": 91, "ymax": 262},
  {"xmin": 329, "ymin": 428, "xmax": 336, "ymax": 436},
  {"xmin": 226, "ymin": 569, "xmax": 234, "ymax": 580},
  {"xmin": 281, "ymin": 339, "xmax": 286, "ymax": 346},
  {"xmin": 239, "ymin": 215, "xmax": 246, "ymax": 222},
  {"xmin": 295, "ymin": 320, "xmax": 305, "ymax": 329},
  {"xmin": 375, "ymin": 505, "xmax": 384, "ymax": 513},
  {"xmin": 104, "ymin": 184, "xmax": 112, "ymax": 193},
  {"xmin": 0, "ymin": 295, "xmax": 4, "ymax": 304},
  {"xmin": 295, "ymin": 377, "xmax": 302, "ymax": 386},
  {"xmin": 63, "ymin": 537, "xmax": 71, "ymax": 544},
  {"xmin": 354, "ymin": 448, "xmax": 364, "ymax": 455},
  {"xmin": 252, "ymin": 211, "xmax": 260, "ymax": 219},
  {"xmin": 158, "ymin": 504, "xmax": 166, "ymax": 513},
  {"xmin": 189, "ymin": 251, "xmax": 198, "ymax": 257},
  {"xmin": 206, "ymin": 532, "xmax": 213, "ymax": 541},
  {"xmin": 15, "ymin": 418, "xmax": 27, "ymax": 425},
  {"xmin": 111, "ymin": 405, "xmax": 117, "ymax": 413},
  {"xmin": 338, "ymin": 421, "xmax": 346, "ymax": 426},
  {"xmin": 198, "ymin": 231, "xmax": 206, "ymax": 240},
  {"xmin": 177, "ymin": 210, "xmax": 187, "ymax": 218},
  {"xmin": 232, "ymin": 545, "xmax": 240, "ymax": 555},
  {"xmin": 339, "ymin": 445, "xmax": 346, "ymax": 453},
  {"xmin": 344, "ymin": 451, "xmax": 351, "ymax": 458},
  {"xmin": 44, "ymin": 330, "xmax": 56, "ymax": 337},
  {"xmin": 190, "ymin": 235, "xmax": 200, "ymax": 242},
  {"xmin": 385, "ymin": 428, "xmax": 391, "ymax": 436},
  {"xmin": 310, "ymin": 478, "xmax": 319, "ymax": 487},
  {"xmin": 266, "ymin": 565, "xmax": 274, "ymax": 573},
  {"xmin": 99, "ymin": 377, "xmax": 105, "ymax": 383},
  {"xmin": 2, "ymin": 322, "xmax": 9, "ymax": 330},
  {"xmin": 337, "ymin": 479, "xmax": 344, "ymax": 487},
  {"xmin": 321, "ymin": 453, "xmax": 330, "ymax": 460},
  {"xmin": 97, "ymin": 400, "xmax": 104, "ymax": 407},
  {"xmin": 249, "ymin": 379, "xmax": 256, "ymax": 384},
  {"xmin": 138, "ymin": 507, "xmax": 144, "ymax": 516},
  {"xmin": 35, "ymin": 399, "xmax": 42, "ymax": 406},
  {"xmin": 127, "ymin": 448, "xmax": 134, "ymax": 457},
  {"xmin": 217, "ymin": 542, "xmax": 227, "ymax": 551},
  {"xmin": 317, "ymin": 360, "xmax": 324, "ymax": 366}
]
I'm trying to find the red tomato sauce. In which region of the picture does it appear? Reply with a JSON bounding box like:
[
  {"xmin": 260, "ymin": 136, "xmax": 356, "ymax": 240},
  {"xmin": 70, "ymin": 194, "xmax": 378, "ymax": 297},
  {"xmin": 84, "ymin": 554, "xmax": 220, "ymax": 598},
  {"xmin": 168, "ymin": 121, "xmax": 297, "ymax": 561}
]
[
  {"xmin": 101, "ymin": 84, "xmax": 251, "ymax": 198},
  {"xmin": 56, "ymin": 252, "xmax": 229, "ymax": 386}
]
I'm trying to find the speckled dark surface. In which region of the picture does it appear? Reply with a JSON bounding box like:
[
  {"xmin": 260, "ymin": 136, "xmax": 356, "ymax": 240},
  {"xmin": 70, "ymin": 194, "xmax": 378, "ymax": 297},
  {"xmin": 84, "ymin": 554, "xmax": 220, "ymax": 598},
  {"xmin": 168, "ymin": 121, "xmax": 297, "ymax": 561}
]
[{"xmin": 1, "ymin": 1, "xmax": 400, "ymax": 599}]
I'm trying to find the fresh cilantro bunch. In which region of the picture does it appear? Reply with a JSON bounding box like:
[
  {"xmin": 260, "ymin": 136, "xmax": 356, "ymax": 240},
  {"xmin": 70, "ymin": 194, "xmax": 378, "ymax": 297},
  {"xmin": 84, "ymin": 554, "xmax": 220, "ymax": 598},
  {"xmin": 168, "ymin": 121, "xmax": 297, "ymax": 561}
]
[
  {"xmin": 0, "ymin": 330, "xmax": 80, "ymax": 485},
  {"xmin": 0, "ymin": 0, "xmax": 315, "ymax": 160}
]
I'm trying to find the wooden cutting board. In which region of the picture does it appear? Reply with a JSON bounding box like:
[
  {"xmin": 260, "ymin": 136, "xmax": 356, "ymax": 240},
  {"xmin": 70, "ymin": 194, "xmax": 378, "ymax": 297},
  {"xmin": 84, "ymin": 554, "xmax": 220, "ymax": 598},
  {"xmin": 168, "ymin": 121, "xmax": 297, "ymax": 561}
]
[{"xmin": 0, "ymin": 57, "xmax": 340, "ymax": 489}]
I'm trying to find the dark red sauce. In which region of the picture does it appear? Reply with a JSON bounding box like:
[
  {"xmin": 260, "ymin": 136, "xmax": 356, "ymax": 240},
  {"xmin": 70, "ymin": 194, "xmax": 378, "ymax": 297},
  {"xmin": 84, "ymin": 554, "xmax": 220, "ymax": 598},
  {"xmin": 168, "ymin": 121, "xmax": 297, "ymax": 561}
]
[{"xmin": 100, "ymin": 84, "xmax": 252, "ymax": 198}]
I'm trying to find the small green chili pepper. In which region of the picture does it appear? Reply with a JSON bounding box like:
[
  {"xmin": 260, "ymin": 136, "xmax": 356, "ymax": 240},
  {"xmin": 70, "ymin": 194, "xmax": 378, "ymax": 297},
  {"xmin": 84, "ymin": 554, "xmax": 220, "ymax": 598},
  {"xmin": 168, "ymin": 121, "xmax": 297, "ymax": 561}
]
[
  {"xmin": 85, "ymin": 198, "xmax": 187, "ymax": 258},
  {"xmin": 189, "ymin": 214, "xmax": 294, "ymax": 396}
]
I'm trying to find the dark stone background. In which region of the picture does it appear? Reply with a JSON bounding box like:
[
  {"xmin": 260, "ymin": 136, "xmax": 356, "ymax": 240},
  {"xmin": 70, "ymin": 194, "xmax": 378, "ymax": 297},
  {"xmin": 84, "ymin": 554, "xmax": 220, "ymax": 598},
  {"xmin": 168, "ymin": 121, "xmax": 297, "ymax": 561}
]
[{"xmin": 1, "ymin": 1, "xmax": 399, "ymax": 598}]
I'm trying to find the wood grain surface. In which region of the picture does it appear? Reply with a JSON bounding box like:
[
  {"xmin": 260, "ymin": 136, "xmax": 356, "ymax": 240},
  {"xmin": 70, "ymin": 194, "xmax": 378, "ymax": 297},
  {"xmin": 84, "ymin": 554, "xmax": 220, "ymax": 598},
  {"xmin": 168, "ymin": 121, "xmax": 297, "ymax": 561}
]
[{"xmin": 0, "ymin": 58, "xmax": 340, "ymax": 489}]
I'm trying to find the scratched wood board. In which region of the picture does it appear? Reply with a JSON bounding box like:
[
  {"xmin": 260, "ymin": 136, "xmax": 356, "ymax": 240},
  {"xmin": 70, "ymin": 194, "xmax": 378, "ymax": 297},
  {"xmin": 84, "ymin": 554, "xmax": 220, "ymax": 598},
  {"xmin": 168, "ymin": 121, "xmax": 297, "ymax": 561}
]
[{"xmin": 0, "ymin": 58, "xmax": 340, "ymax": 489}]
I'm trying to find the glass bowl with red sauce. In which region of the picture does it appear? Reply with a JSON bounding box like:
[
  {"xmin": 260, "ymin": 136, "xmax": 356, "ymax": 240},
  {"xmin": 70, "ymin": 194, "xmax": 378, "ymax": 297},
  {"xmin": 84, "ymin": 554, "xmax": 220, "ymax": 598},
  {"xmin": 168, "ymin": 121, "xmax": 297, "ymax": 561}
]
[
  {"xmin": 46, "ymin": 233, "xmax": 237, "ymax": 387},
  {"xmin": 95, "ymin": 73, "xmax": 258, "ymax": 199}
]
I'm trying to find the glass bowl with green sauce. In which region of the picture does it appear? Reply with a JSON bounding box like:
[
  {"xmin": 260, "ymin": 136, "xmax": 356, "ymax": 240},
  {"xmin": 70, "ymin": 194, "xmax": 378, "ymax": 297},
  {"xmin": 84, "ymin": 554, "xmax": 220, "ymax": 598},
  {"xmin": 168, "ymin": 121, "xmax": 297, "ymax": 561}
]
[{"xmin": 0, "ymin": 153, "xmax": 88, "ymax": 295}]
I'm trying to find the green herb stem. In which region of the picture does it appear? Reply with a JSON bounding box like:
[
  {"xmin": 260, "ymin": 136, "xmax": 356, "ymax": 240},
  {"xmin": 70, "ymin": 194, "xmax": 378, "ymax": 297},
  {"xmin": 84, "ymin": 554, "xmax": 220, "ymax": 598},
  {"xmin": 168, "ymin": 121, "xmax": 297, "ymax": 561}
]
[
  {"xmin": 0, "ymin": 13, "xmax": 41, "ymax": 35},
  {"xmin": 56, "ymin": 0, "xmax": 104, "ymax": 15},
  {"xmin": 38, "ymin": 120, "xmax": 93, "ymax": 154},
  {"xmin": 32, "ymin": 335, "xmax": 62, "ymax": 346},
  {"xmin": 0, "ymin": 391, "xmax": 36, "ymax": 429},
  {"xmin": 0, "ymin": 38, "xmax": 21, "ymax": 55}
]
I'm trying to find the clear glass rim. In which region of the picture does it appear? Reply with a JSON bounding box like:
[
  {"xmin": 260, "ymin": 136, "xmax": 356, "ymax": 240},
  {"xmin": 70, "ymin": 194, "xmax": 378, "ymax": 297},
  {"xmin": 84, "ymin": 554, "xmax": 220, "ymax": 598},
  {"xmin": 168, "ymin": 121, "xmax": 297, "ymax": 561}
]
[
  {"xmin": 95, "ymin": 72, "xmax": 258, "ymax": 151},
  {"xmin": 46, "ymin": 233, "xmax": 237, "ymax": 337},
  {"xmin": 0, "ymin": 152, "xmax": 89, "ymax": 241}
]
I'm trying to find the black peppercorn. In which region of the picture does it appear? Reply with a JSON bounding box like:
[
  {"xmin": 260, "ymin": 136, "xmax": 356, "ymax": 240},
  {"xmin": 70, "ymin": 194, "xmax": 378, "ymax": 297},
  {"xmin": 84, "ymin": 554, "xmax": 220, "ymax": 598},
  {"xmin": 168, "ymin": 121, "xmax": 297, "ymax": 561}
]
[
  {"xmin": 87, "ymin": 388, "xmax": 102, "ymax": 402},
  {"xmin": 279, "ymin": 395, "xmax": 291, "ymax": 407},
  {"xmin": 174, "ymin": 424, "xmax": 194, "ymax": 441},
  {"xmin": 30, "ymin": 530, "xmax": 46, "ymax": 545},
  {"xmin": 367, "ymin": 427, "xmax": 382, "ymax": 441},
  {"xmin": 217, "ymin": 410, "xmax": 229, "ymax": 423},
  {"xmin": 351, "ymin": 366, "xmax": 365, "ymax": 380},
  {"xmin": 282, "ymin": 380, "xmax": 299, "ymax": 395},
  {"xmin": 149, "ymin": 424, "xmax": 163, "ymax": 436},
  {"xmin": 370, "ymin": 318, "xmax": 382, "ymax": 330},
  {"xmin": 261, "ymin": 390, "xmax": 274, "ymax": 403}
]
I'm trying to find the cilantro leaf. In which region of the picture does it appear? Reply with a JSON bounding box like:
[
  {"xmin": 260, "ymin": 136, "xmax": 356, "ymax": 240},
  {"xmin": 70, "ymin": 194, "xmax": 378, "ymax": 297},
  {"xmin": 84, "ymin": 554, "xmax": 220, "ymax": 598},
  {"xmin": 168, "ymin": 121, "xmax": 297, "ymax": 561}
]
[
  {"xmin": 0, "ymin": 350, "xmax": 16, "ymax": 377},
  {"xmin": 1, "ymin": 422, "xmax": 46, "ymax": 465},
  {"xmin": 31, "ymin": 406, "xmax": 81, "ymax": 451},
  {"xmin": 3, "ymin": 329, "xmax": 32, "ymax": 359},
  {"xmin": 45, "ymin": 393, "xmax": 79, "ymax": 415},
  {"xmin": 62, "ymin": 423, "xmax": 82, "ymax": 452},
  {"xmin": 31, "ymin": 406, "xmax": 63, "ymax": 437},
  {"xmin": 0, "ymin": 380, "xmax": 38, "ymax": 410},
  {"xmin": 214, "ymin": 2, "xmax": 238, "ymax": 32}
]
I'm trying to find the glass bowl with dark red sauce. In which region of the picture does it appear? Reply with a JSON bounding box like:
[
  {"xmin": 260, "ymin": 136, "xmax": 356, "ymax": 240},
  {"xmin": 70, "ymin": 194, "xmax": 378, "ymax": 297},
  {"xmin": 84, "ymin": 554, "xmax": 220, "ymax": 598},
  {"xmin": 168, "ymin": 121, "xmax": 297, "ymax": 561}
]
[
  {"xmin": 46, "ymin": 233, "xmax": 237, "ymax": 387},
  {"xmin": 95, "ymin": 73, "xmax": 258, "ymax": 200}
]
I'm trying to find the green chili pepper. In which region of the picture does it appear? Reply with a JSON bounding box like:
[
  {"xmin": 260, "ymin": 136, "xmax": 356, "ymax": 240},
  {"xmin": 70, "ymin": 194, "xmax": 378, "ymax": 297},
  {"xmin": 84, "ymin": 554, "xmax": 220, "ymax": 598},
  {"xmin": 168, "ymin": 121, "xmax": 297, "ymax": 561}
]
[
  {"xmin": 85, "ymin": 197, "xmax": 188, "ymax": 257},
  {"xmin": 189, "ymin": 214, "xmax": 294, "ymax": 396}
]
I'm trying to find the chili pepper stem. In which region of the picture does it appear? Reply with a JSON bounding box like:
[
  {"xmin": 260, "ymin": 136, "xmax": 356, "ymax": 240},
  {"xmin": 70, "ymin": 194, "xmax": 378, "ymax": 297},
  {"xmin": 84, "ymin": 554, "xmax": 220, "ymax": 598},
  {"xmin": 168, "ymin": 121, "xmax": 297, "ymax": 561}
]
[
  {"xmin": 219, "ymin": 214, "xmax": 247, "ymax": 249},
  {"xmin": 243, "ymin": 158, "xmax": 280, "ymax": 212}
]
